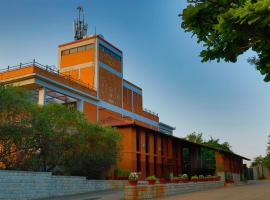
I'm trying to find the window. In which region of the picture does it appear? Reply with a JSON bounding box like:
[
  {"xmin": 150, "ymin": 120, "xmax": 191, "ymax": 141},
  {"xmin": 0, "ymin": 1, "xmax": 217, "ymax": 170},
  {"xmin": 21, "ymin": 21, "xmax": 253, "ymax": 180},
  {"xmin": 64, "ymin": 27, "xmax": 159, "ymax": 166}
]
[
  {"xmin": 61, "ymin": 43, "xmax": 94, "ymax": 56},
  {"xmin": 136, "ymin": 129, "xmax": 140, "ymax": 152},
  {"xmin": 85, "ymin": 44, "xmax": 94, "ymax": 50},
  {"xmin": 146, "ymin": 155, "xmax": 149, "ymax": 177},
  {"xmin": 145, "ymin": 133, "xmax": 149, "ymax": 153},
  {"xmin": 161, "ymin": 137, "xmax": 164, "ymax": 156},
  {"xmin": 99, "ymin": 44, "xmax": 122, "ymax": 62},
  {"xmin": 77, "ymin": 46, "xmax": 85, "ymax": 52},
  {"xmin": 137, "ymin": 154, "xmax": 141, "ymax": 172},
  {"xmin": 62, "ymin": 49, "xmax": 70, "ymax": 55},
  {"xmin": 154, "ymin": 135, "xmax": 157, "ymax": 155},
  {"xmin": 154, "ymin": 157, "xmax": 157, "ymax": 175},
  {"xmin": 69, "ymin": 47, "xmax": 78, "ymax": 54}
]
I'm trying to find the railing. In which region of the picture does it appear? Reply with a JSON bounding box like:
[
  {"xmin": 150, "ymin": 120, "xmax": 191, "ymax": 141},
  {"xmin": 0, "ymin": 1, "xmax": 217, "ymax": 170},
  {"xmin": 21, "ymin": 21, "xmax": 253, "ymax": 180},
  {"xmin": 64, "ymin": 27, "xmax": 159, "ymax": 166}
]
[
  {"xmin": 0, "ymin": 60, "xmax": 96, "ymax": 91},
  {"xmin": 143, "ymin": 108, "xmax": 158, "ymax": 117}
]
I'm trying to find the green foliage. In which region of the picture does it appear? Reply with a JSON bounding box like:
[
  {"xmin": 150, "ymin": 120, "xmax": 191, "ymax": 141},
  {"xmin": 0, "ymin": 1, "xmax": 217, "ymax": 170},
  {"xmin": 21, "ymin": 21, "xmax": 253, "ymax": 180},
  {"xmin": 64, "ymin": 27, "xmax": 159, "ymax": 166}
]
[
  {"xmin": 251, "ymin": 155, "xmax": 264, "ymax": 167},
  {"xmin": 146, "ymin": 175, "xmax": 157, "ymax": 181},
  {"xmin": 181, "ymin": 0, "xmax": 270, "ymax": 81},
  {"xmin": 62, "ymin": 123, "xmax": 122, "ymax": 179},
  {"xmin": 114, "ymin": 168, "xmax": 130, "ymax": 177},
  {"xmin": 204, "ymin": 137, "xmax": 232, "ymax": 152},
  {"xmin": 185, "ymin": 132, "xmax": 203, "ymax": 144},
  {"xmin": 0, "ymin": 86, "xmax": 122, "ymax": 179},
  {"xmin": 185, "ymin": 132, "xmax": 232, "ymax": 152}
]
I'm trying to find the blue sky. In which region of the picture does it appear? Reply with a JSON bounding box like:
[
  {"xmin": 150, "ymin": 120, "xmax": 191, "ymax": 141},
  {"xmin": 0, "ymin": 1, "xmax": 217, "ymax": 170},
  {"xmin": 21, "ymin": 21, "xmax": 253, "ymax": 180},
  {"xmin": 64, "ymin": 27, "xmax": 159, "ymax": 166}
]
[{"xmin": 0, "ymin": 0, "xmax": 269, "ymax": 162}]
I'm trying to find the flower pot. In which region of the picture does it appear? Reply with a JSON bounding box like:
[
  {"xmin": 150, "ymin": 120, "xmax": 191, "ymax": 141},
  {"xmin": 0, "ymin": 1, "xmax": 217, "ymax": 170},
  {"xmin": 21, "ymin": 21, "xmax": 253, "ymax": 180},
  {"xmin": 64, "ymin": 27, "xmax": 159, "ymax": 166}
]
[
  {"xmin": 128, "ymin": 180, "xmax": 138, "ymax": 186},
  {"xmin": 159, "ymin": 178, "xmax": 167, "ymax": 184},
  {"xmin": 172, "ymin": 179, "xmax": 180, "ymax": 184},
  {"xmin": 192, "ymin": 179, "xmax": 198, "ymax": 183},
  {"xmin": 182, "ymin": 179, "xmax": 189, "ymax": 183},
  {"xmin": 148, "ymin": 180, "xmax": 156, "ymax": 185}
]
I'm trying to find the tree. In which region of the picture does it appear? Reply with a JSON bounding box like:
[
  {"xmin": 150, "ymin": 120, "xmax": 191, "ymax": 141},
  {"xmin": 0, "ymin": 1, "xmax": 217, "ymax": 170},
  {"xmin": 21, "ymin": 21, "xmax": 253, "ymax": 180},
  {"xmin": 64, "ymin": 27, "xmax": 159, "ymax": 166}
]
[
  {"xmin": 61, "ymin": 123, "xmax": 122, "ymax": 179},
  {"xmin": 0, "ymin": 85, "xmax": 35, "ymax": 169},
  {"xmin": 204, "ymin": 137, "xmax": 232, "ymax": 152},
  {"xmin": 0, "ymin": 86, "xmax": 122, "ymax": 179},
  {"xmin": 185, "ymin": 132, "xmax": 232, "ymax": 152},
  {"xmin": 185, "ymin": 132, "xmax": 204, "ymax": 144},
  {"xmin": 251, "ymin": 155, "xmax": 264, "ymax": 167},
  {"xmin": 181, "ymin": 0, "xmax": 270, "ymax": 81}
]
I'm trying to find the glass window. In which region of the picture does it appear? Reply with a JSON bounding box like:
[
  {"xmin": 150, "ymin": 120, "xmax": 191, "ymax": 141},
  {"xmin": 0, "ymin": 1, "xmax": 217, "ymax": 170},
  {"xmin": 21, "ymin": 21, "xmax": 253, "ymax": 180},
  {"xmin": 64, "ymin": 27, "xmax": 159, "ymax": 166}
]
[
  {"xmin": 69, "ymin": 47, "xmax": 78, "ymax": 54},
  {"xmin": 77, "ymin": 46, "xmax": 85, "ymax": 52},
  {"xmin": 62, "ymin": 50, "xmax": 70, "ymax": 55},
  {"xmin": 85, "ymin": 44, "xmax": 94, "ymax": 50}
]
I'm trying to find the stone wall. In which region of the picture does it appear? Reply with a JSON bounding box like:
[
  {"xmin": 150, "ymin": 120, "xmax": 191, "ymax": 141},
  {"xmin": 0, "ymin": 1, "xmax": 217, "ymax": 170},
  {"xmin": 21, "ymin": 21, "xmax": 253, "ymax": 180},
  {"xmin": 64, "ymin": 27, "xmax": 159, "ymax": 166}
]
[
  {"xmin": 124, "ymin": 181, "xmax": 224, "ymax": 200},
  {"xmin": 0, "ymin": 170, "xmax": 127, "ymax": 200}
]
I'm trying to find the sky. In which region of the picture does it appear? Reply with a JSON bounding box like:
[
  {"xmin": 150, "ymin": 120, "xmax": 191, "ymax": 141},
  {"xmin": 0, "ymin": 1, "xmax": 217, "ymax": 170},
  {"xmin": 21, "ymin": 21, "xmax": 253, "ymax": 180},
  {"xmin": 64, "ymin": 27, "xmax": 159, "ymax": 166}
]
[{"xmin": 0, "ymin": 0, "xmax": 269, "ymax": 162}]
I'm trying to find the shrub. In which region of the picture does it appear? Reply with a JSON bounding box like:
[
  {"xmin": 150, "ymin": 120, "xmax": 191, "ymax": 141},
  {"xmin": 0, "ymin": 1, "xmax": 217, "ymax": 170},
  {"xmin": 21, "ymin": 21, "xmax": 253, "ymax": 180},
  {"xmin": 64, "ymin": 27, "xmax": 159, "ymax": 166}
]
[{"xmin": 146, "ymin": 175, "xmax": 157, "ymax": 181}]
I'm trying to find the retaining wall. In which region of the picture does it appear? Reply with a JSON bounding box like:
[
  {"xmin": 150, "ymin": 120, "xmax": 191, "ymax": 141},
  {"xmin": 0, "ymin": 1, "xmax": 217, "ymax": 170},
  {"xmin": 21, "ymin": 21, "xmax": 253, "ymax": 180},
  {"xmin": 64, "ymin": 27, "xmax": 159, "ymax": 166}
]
[
  {"xmin": 124, "ymin": 181, "xmax": 224, "ymax": 200},
  {"xmin": 0, "ymin": 170, "xmax": 127, "ymax": 200}
]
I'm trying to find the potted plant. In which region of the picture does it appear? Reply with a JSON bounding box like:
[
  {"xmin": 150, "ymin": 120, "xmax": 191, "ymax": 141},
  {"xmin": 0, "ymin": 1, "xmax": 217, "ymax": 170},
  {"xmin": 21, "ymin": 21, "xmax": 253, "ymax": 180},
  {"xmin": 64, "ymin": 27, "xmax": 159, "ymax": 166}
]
[
  {"xmin": 181, "ymin": 174, "xmax": 189, "ymax": 183},
  {"xmin": 206, "ymin": 175, "xmax": 211, "ymax": 182},
  {"xmin": 164, "ymin": 173, "xmax": 171, "ymax": 183},
  {"xmin": 146, "ymin": 175, "xmax": 157, "ymax": 185},
  {"xmin": 159, "ymin": 178, "xmax": 167, "ymax": 184},
  {"xmin": 128, "ymin": 172, "xmax": 139, "ymax": 186},
  {"xmin": 172, "ymin": 177, "xmax": 180, "ymax": 183},
  {"xmin": 191, "ymin": 175, "xmax": 198, "ymax": 183},
  {"xmin": 198, "ymin": 175, "xmax": 205, "ymax": 182}
]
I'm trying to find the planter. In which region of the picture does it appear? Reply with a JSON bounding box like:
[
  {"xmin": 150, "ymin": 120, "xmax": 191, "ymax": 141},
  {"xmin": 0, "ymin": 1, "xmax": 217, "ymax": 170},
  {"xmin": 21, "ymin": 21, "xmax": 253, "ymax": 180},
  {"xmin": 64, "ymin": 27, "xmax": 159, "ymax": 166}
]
[
  {"xmin": 159, "ymin": 178, "xmax": 167, "ymax": 184},
  {"xmin": 172, "ymin": 179, "xmax": 180, "ymax": 184},
  {"xmin": 148, "ymin": 180, "xmax": 156, "ymax": 185},
  {"xmin": 192, "ymin": 179, "xmax": 198, "ymax": 183},
  {"xmin": 225, "ymin": 179, "xmax": 234, "ymax": 184},
  {"xmin": 181, "ymin": 179, "xmax": 189, "ymax": 183},
  {"xmin": 198, "ymin": 178, "xmax": 205, "ymax": 182},
  {"xmin": 128, "ymin": 180, "xmax": 138, "ymax": 186}
]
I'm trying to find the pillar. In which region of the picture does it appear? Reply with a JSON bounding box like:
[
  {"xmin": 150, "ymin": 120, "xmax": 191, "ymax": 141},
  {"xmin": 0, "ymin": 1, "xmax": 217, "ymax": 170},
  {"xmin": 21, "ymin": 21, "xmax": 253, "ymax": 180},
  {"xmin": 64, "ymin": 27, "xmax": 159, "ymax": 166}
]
[
  {"xmin": 38, "ymin": 87, "xmax": 46, "ymax": 105},
  {"xmin": 76, "ymin": 100, "xmax": 84, "ymax": 112}
]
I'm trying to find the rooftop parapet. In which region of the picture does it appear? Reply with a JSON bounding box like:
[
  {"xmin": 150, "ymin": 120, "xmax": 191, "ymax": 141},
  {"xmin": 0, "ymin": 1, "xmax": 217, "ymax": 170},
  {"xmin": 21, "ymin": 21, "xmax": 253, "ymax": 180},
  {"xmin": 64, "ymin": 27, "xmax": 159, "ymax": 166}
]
[{"xmin": 0, "ymin": 60, "xmax": 96, "ymax": 91}]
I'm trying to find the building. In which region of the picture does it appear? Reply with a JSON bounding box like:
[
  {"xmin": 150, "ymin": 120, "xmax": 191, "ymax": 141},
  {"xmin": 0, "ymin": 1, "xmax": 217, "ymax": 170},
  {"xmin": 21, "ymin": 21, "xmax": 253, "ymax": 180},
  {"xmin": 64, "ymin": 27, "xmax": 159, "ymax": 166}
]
[{"xmin": 0, "ymin": 10, "xmax": 249, "ymax": 182}]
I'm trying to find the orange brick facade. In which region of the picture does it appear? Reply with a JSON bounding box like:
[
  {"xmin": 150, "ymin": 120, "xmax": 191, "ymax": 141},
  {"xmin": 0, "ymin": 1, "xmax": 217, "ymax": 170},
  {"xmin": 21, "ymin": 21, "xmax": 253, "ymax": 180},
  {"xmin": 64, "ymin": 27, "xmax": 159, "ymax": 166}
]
[{"xmin": 0, "ymin": 34, "xmax": 248, "ymax": 180}]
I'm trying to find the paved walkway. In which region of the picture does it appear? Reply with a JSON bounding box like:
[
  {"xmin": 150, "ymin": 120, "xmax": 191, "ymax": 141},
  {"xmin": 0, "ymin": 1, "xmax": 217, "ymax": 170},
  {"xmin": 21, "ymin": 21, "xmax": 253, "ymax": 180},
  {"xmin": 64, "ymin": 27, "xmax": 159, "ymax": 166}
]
[
  {"xmin": 37, "ymin": 181, "xmax": 270, "ymax": 200},
  {"xmin": 36, "ymin": 189, "xmax": 124, "ymax": 200},
  {"xmin": 159, "ymin": 180, "xmax": 270, "ymax": 200}
]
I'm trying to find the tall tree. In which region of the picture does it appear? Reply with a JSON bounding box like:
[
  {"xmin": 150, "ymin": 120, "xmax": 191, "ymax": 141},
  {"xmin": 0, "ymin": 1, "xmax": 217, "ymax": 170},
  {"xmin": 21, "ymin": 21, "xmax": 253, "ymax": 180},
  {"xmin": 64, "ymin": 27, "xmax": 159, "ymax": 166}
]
[
  {"xmin": 185, "ymin": 132, "xmax": 204, "ymax": 144},
  {"xmin": 181, "ymin": 0, "xmax": 270, "ymax": 81},
  {"xmin": 185, "ymin": 132, "xmax": 232, "ymax": 152},
  {"xmin": 0, "ymin": 86, "xmax": 122, "ymax": 178}
]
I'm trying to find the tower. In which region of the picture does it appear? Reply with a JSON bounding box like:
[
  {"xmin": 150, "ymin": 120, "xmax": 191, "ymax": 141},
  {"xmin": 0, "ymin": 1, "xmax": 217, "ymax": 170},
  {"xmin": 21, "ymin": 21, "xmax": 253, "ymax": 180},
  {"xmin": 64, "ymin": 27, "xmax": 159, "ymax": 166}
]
[{"xmin": 73, "ymin": 6, "xmax": 88, "ymax": 40}]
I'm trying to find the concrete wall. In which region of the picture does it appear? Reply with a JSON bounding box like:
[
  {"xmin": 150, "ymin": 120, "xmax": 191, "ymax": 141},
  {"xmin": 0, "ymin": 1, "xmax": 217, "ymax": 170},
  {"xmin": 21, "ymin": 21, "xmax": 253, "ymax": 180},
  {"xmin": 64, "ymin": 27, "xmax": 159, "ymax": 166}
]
[
  {"xmin": 124, "ymin": 181, "xmax": 224, "ymax": 200},
  {"xmin": 0, "ymin": 170, "xmax": 127, "ymax": 200},
  {"xmin": 232, "ymin": 173, "xmax": 241, "ymax": 183},
  {"xmin": 252, "ymin": 165, "xmax": 270, "ymax": 179}
]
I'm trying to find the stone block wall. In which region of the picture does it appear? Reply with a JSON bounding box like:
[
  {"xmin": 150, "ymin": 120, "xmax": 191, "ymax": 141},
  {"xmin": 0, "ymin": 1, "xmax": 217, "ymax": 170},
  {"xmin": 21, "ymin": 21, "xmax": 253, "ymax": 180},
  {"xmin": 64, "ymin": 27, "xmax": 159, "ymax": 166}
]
[
  {"xmin": 0, "ymin": 170, "xmax": 127, "ymax": 200},
  {"xmin": 124, "ymin": 181, "xmax": 224, "ymax": 200}
]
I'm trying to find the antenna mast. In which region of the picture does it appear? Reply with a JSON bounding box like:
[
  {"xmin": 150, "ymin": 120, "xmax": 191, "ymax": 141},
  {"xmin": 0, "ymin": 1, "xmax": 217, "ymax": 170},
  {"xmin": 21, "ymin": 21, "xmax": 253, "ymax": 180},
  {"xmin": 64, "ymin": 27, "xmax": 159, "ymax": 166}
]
[{"xmin": 73, "ymin": 6, "xmax": 88, "ymax": 40}]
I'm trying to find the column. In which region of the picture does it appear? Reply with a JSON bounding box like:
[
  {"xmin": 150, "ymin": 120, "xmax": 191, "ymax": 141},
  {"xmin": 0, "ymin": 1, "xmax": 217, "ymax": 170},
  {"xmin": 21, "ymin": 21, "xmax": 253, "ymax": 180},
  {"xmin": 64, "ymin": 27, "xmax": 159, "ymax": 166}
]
[
  {"xmin": 38, "ymin": 87, "xmax": 46, "ymax": 105},
  {"xmin": 76, "ymin": 99, "xmax": 84, "ymax": 112}
]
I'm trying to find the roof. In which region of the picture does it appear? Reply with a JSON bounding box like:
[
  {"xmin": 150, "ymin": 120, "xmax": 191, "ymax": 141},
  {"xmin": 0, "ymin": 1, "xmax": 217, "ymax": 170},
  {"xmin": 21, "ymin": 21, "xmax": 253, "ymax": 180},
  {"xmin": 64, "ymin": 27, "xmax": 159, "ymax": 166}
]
[{"xmin": 114, "ymin": 123, "xmax": 250, "ymax": 161}]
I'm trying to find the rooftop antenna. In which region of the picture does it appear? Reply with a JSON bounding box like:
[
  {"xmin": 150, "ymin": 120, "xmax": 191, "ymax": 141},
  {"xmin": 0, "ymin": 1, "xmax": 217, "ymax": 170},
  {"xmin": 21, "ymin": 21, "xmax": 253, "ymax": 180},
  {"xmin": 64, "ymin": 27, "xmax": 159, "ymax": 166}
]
[{"xmin": 73, "ymin": 6, "xmax": 88, "ymax": 40}]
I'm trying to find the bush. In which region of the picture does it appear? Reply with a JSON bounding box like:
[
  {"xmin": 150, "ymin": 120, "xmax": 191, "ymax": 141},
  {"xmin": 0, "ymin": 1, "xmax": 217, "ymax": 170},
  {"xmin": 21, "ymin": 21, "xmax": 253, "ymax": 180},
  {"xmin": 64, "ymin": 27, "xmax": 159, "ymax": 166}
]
[{"xmin": 146, "ymin": 175, "xmax": 157, "ymax": 181}]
